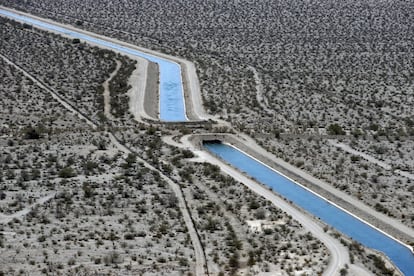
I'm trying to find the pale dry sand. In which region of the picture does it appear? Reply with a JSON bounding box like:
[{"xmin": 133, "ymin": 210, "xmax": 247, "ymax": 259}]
[{"xmin": 103, "ymin": 60, "xmax": 121, "ymax": 120}]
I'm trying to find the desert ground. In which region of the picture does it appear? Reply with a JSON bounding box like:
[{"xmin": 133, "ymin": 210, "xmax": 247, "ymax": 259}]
[
  {"xmin": 2, "ymin": 0, "xmax": 411, "ymax": 226},
  {"xmin": 0, "ymin": 15, "xmax": 338, "ymax": 276},
  {"xmin": 1, "ymin": 1, "xmax": 413, "ymax": 275}
]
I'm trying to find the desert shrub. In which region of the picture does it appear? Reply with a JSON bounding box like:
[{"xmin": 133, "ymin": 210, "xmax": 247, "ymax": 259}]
[
  {"xmin": 58, "ymin": 167, "xmax": 76, "ymax": 178},
  {"xmin": 327, "ymin": 124, "xmax": 345, "ymax": 135}
]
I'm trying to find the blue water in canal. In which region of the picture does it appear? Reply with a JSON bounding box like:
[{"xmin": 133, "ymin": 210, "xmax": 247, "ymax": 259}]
[
  {"xmin": 204, "ymin": 142, "xmax": 414, "ymax": 276},
  {"xmin": 0, "ymin": 9, "xmax": 187, "ymax": 122}
]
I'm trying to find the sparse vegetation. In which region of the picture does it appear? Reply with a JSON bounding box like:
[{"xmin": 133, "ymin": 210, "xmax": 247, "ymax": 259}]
[
  {"xmin": 1, "ymin": 0, "xmax": 411, "ymax": 274},
  {"xmin": 0, "ymin": 35, "xmax": 193, "ymax": 275}
]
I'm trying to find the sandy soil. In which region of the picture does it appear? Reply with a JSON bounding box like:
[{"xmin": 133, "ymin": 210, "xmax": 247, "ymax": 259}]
[
  {"xmin": 128, "ymin": 57, "xmax": 152, "ymax": 121},
  {"xmin": 247, "ymin": 65, "xmax": 272, "ymax": 115},
  {"xmin": 143, "ymin": 62, "xmax": 160, "ymax": 119},
  {"xmin": 103, "ymin": 60, "xmax": 121, "ymax": 120},
  {"xmin": 180, "ymin": 58, "xmax": 211, "ymax": 121},
  {"xmin": 0, "ymin": 53, "xmax": 97, "ymax": 129},
  {"xmin": 170, "ymin": 135, "xmax": 352, "ymax": 276},
  {"xmin": 173, "ymin": 134, "xmax": 408, "ymax": 274},
  {"xmin": 2, "ymin": 7, "xmax": 408, "ymax": 275},
  {"xmin": 329, "ymin": 140, "xmax": 392, "ymax": 170},
  {"xmin": 0, "ymin": 51, "xmax": 207, "ymax": 276},
  {"xmin": 329, "ymin": 139, "xmax": 414, "ymax": 181},
  {"xmin": 108, "ymin": 132, "xmax": 207, "ymax": 276},
  {"xmin": 0, "ymin": 193, "xmax": 55, "ymax": 224},
  {"xmin": 0, "ymin": 6, "xmax": 209, "ymax": 123},
  {"xmin": 234, "ymin": 134, "xmax": 414, "ymax": 242},
  {"xmin": 47, "ymin": 100, "xmax": 207, "ymax": 276}
]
